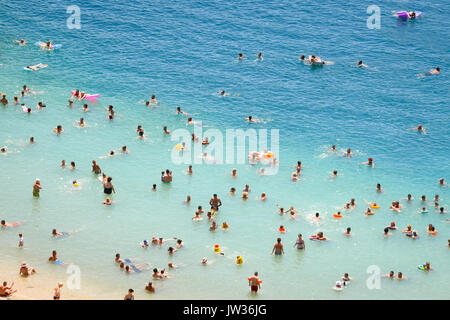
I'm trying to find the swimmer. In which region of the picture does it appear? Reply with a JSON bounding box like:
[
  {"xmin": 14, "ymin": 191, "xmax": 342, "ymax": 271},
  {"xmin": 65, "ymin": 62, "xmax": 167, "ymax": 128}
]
[
  {"xmin": 76, "ymin": 118, "xmax": 86, "ymax": 127},
  {"xmin": 333, "ymin": 211, "xmax": 343, "ymax": 218},
  {"xmin": 271, "ymin": 238, "xmax": 284, "ymax": 255},
  {"xmin": 115, "ymin": 253, "xmax": 123, "ymax": 263},
  {"xmin": 376, "ymin": 183, "xmax": 384, "ymax": 193},
  {"xmin": 342, "ymin": 273, "xmax": 353, "ymax": 283},
  {"xmin": 54, "ymin": 125, "xmax": 64, "ymax": 134},
  {"xmin": 229, "ymin": 187, "xmax": 236, "ymax": 195},
  {"xmin": 241, "ymin": 191, "xmax": 248, "ymax": 200},
  {"xmin": 83, "ymin": 104, "xmax": 89, "ymax": 112},
  {"xmin": 192, "ymin": 212, "xmax": 202, "ymax": 221},
  {"xmin": 402, "ymin": 225, "xmax": 413, "ymax": 233},
  {"xmin": 21, "ymin": 105, "xmax": 32, "ymax": 113},
  {"xmin": 426, "ymin": 224, "xmax": 438, "ymax": 235},
  {"xmin": 344, "ymin": 227, "xmax": 351, "ymax": 236},
  {"xmin": 210, "ymin": 221, "xmax": 217, "ymax": 231},
  {"xmin": 163, "ymin": 126, "xmax": 171, "ymax": 134},
  {"xmin": 176, "ymin": 239, "xmax": 184, "ymax": 248},
  {"xmin": 121, "ymin": 145, "xmax": 130, "ymax": 154},
  {"xmin": 228, "ymin": 168, "xmax": 238, "ymax": 177},
  {"xmin": 69, "ymin": 161, "xmax": 76, "ymax": 170},
  {"xmin": 222, "ymin": 222, "xmax": 229, "ymax": 230},
  {"xmin": 402, "ymin": 194, "xmax": 414, "ymax": 201},
  {"xmin": 29, "ymin": 137, "xmax": 35, "ymax": 144},
  {"xmin": 328, "ymin": 145, "xmax": 337, "ymax": 153},
  {"xmin": 48, "ymin": 250, "xmax": 60, "ymax": 263},
  {"xmin": 421, "ymin": 195, "xmax": 427, "ymax": 202},
  {"xmin": 1, "ymin": 220, "xmax": 20, "ymax": 228},
  {"xmin": 168, "ymin": 247, "xmax": 177, "ymax": 255},
  {"xmin": 238, "ymin": 53, "xmax": 244, "ymax": 60},
  {"xmin": 14, "ymin": 96, "xmax": 19, "ymax": 104},
  {"xmin": 141, "ymin": 240, "xmax": 149, "ymax": 248},
  {"xmin": 407, "ymin": 124, "xmax": 426, "ymax": 134},
  {"xmin": 52, "ymin": 229, "xmax": 68, "ymax": 237},
  {"xmin": 421, "ymin": 262, "xmax": 433, "ymax": 271},
  {"xmin": 426, "ymin": 67, "xmax": 440, "ymax": 75},
  {"xmin": 344, "ymin": 148, "xmax": 353, "ymax": 157},
  {"xmin": 14, "ymin": 39, "xmax": 26, "ymax": 45},
  {"xmin": 186, "ymin": 165, "xmax": 193, "ymax": 174},
  {"xmin": 310, "ymin": 232, "xmax": 328, "ymax": 241},
  {"xmin": 150, "ymin": 94, "xmax": 158, "ymax": 104},
  {"xmin": 292, "ymin": 172, "xmax": 304, "ymax": 181},
  {"xmin": 202, "ymin": 137, "xmax": 209, "ymax": 145},
  {"xmin": 137, "ymin": 130, "xmax": 146, "ymax": 140},
  {"xmin": 383, "ymin": 227, "xmax": 391, "ymax": 236},
  {"xmin": 72, "ymin": 180, "xmax": 80, "ymax": 188},
  {"xmin": 406, "ymin": 231, "xmax": 419, "ymax": 239},
  {"xmin": 36, "ymin": 101, "xmax": 46, "ymax": 109},
  {"xmin": 276, "ymin": 204, "xmax": 285, "ymax": 215},
  {"xmin": 195, "ymin": 206, "xmax": 204, "ymax": 215},
  {"xmin": 279, "ymin": 225, "xmax": 286, "ymax": 233},
  {"xmin": 256, "ymin": 52, "xmax": 263, "ymax": 61},
  {"xmin": 258, "ymin": 192, "xmax": 267, "ymax": 201},
  {"xmin": 356, "ymin": 60, "xmax": 368, "ymax": 68},
  {"xmin": 25, "ymin": 64, "xmax": 48, "ymax": 71},
  {"xmin": 381, "ymin": 271, "xmax": 395, "ymax": 279},
  {"xmin": 102, "ymin": 198, "xmax": 112, "ymax": 205},
  {"xmin": 362, "ymin": 158, "xmax": 375, "ymax": 168},
  {"xmin": 145, "ymin": 282, "xmax": 155, "ymax": 293},
  {"xmin": 365, "ymin": 208, "xmax": 374, "ymax": 216},
  {"xmin": 176, "ymin": 106, "xmax": 188, "ymax": 115},
  {"xmin": 331, "ymin": 170, "xmax": 339, "ymax": 178},
  {"xmin": 245, "ymin": 115, "xmax": 256, "ymax": 123},
  {"xmin": 19, "ymin": 263, "xmax": 36, "ymax": 277},
  {"xmin": 439, "ymin": 178, "xmax": 447, "ymax": 186},
  {"xmin": 387, "ymin": 222, "xmax": 397, "ymax": 230},
  {"xmin": 184, "ymin": 195, "xmax": 191, "ymax": 203},
  {"xmin": 418, "ymin": 207, "xmax": 428, "ymax": 214},
  {"xmin": 313, "ymin": 212, "xmax": 320, "ymax": 220}
]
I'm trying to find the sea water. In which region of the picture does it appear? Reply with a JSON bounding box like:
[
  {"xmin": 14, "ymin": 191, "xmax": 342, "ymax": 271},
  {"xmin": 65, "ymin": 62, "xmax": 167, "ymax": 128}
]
[{"xmin": 0, "ymin": 0, "xmax": 449, "ymax": 299}]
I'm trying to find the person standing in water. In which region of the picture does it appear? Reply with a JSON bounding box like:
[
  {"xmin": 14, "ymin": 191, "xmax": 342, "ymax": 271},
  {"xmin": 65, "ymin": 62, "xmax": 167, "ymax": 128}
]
[
  {"xmin": 53, "ymin": 282, "xmax": 63, "ymax": 300},
  {"xmin": 248, "ymin": 272, "xmax": 261, "ymax": 293},
  {"xmin": 103, "ymin": 177, "xmax": 115, "ymax": 195},
  {"xmin": 271, "ymin": 238, "xmax": 284, "ymax": 255},
  {"xmin": 294, "ymin": 234, "xmax": 305, "ymax": 250},
  {"xmin": 33, "ymin": 179, "xmax": 42, "ymax": 197},
  {"xmin": 124, "ymin": 289, "xmax": 134, "ymax": 300},
  {"xmin": 209, "ymin": 194, "xmax": 222, "ymax": 211}
]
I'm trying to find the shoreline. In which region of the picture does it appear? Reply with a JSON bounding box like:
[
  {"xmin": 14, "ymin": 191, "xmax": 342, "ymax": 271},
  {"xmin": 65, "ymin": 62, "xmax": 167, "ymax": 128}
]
[{"xmin": 0, "ymin": 261, "xmax": 104, "ymax": 300}]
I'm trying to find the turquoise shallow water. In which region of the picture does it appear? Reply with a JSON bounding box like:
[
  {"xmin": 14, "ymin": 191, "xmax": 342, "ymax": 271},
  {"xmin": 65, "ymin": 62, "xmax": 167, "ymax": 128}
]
[{"xmin": 0, "ymin": 0, "xmax": 449, "ymax": 299}]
